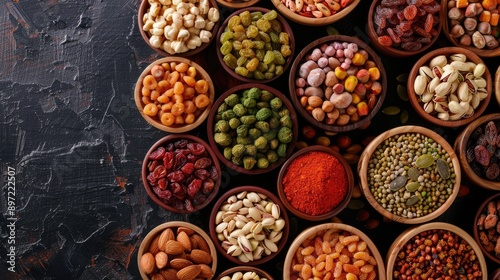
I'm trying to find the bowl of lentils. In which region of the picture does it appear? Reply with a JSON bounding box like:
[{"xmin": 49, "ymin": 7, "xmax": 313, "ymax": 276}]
[
  {"xmin": 357, "ymin": 125, "xmax": 461, "ymax": 224},
  {"xmin": 386, "ymin": 222, "xmax": 487, "ymax": 279}
]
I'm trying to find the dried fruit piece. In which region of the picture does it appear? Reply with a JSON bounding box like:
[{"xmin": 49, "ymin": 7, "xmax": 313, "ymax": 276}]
[
  {"xmin": 485, "ymin": 121, "xmax": 498, "ymax": 146},
  {"xmin": 404, "ymin": 4, "xmax": 418, "ymax": 20},
  {"xmin": 378, "ymin": 35, "xmax": 393, "ymax": 47},
  {"xmin": 474, "ymin": 145, "xmax": 490, "ymax": 167}
]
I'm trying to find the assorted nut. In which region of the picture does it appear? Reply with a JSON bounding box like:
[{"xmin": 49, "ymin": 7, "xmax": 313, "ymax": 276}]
[
  {"xmin": 220, "ymin": 271, "xmax": 269, "ymax": 280},
  {"xmin": 214, "ymin": 190, "xmax": 286, "ymax": 263},
  {"xmin": 466, "ymin": 120, "xmax": 500, "ymax": 181},
  {"xmin": 412, "ymin": 53, "xmax": 488, "ymax": 121},
  {"xmin": 280, "ymin": 0, "xmax": 356, "ymax": 18},
  {"xmin": 142, "ymin": 0, "xmax": 220, "ymax": 54},
  {"xmin": 476, "ymin": 196, "xmax": 500, "ymax": 259}
]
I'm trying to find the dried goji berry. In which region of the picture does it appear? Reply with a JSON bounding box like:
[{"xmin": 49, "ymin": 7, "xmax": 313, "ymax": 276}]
[
  {"xmin": 153, "ymin": 165, "xmax": 167, "ymax": 178},
  {"xmin": 163, "ymin": 152, "xmax": 174, "ymax": 170},
  {"xmin": 187, "ymin": 142, "xmax": 206, "ymax": 155},
  {"xmin": 378, "ymin": 35, "xmax": 393, "ymax": 47},
  {"xmin": 187, "ymin": 179, "xmax": 202, "ymax": 198},
  {"xmin": 194, "ymin": 157, "xmax": 212, "ymax": 169},
  {"xmin": 181, "ymin": 162, "xmax": 195, "ymax": 175}
]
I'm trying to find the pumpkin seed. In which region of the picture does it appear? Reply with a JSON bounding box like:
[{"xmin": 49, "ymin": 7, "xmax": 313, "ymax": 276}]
[
  {"xmin": 415, "ymin": 154, "xmax": 435, "ymax": 168},
  {"xmin": 397, "ymin": 84, "xmax": 409, "ymax": 101},
  {"xmin": 382, "ymin": 106, "xmax": 401, "ymax": 116},
  {"xmin": 396, "ymin": 73, "xmax": 409, "ymax": 83},
  {"xmin": 326, "ymin": 26, "xmax": 339, "ymax": 35},
  {"xmin": 406, "ymin": 195, "xmax": 420, "ymax": 206},
  {"xmin": 408, "ymin": 167, "xmax": 420, "ymax": 181},
  {"xmin": 390, "ymin": 175, "xmax": 407, "ymax": 191},
  {"xmin": 347, "ymin": 199, "xmax": 365, "ymax": 210},
  {"xmin": 436, "ymin": 158, "xmax": 450, "ymax": 179},
  {"xmin": 405, "ymin": 181, "xmax": 420, "ymax": 192},
  {"xmin": 400, "ymin": 109, "xmax": 409, "ymax": 124}
]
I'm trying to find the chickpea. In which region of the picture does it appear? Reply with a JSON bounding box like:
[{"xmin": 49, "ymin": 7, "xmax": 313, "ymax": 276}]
[{"xmin": 143, "ymin": 103, "xmax": 159, "ymax": 116}]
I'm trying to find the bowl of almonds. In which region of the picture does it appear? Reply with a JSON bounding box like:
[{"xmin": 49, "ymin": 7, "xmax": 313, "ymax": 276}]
[{"xmin": 138, "ymin": 221, "xmax": 217, "ymax": 280}]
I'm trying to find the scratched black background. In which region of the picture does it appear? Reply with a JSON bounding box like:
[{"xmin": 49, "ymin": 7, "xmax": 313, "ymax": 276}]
[{"xmin": 1, "ymin": 0, "xmax": 500, "ymax": 279}]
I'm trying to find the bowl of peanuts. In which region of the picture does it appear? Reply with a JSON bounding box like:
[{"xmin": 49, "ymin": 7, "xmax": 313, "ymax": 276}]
[
  {"xmin": 216, "ymin": 7, "xmax": 295, "ymax": 83},
  {"xmin": 138, "ymin": 0, "xmax": 221, "ymax": 57},
  {"xmin": 270, "ymin": 0, "xmax": 360, "ymax": 26},
  {"xmin": 387, "ymin": 222, "xmax": 487, "ymax": 279},
  {"xmin": 134, "ymin": 56, "xmax": 215, "ymax": 133},
  {"xmin": 216, "ymin": 0, "xmax": 260, "ymax": 9},
  {"xmin": 283, "ymin": 222, "xmax": 385, "ymax": 279},
  {"xmin": 289, "ymin": 35, "xmax": 387, "ymax": 133},
  {"xmin": 367, "ymin": 0, "xmax": 442, "ymax": 57},
  {"xmin": 407, "ymin": 47, "xmax": 492, "ymax": 128},
  {"xmin": 216, "ymin": 266, "xmax": 273, "ymax": 280},
  {"xmin": 137, "ymin": 221, "xmax": 218, "ymax": 279},
  {"xmin": 474, "ymin": 193, "xmax": 500, "ymax": 265}
]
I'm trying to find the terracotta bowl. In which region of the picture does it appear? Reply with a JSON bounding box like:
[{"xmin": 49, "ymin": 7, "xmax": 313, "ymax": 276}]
[
  {"xmin": 288, "ymin": 35, "xmax": 387, "ymax": 133},
  {"xmin": 357, "ymin": 125, "xmax": 461, "ymax": 224},
  {"xmin": 207, "ymin": 83, "xmax": 298, "ymax": 175},
  {"xmin": 216, "ymin": 0, "xmax": 260, "ymax": 9},
  {"xmin": 208, "ymin": 186, "xmax": 290, "ymax": 266},
  {"xmin": 216, "ymin": 266, "xmax": 273, "ymax": 280},
  {"xmin": 440, "ymin": 0, "xmax": 500, "ymax": 58},
  {"xmin": 134, "ymin": 57, "xmax": 215, "ymax": 133},
  {"xmin": 407, "ymin": 47, "xmax": 492, "ymax": 128},
  {"xmin": 283, "ymin": 222, "xmax": 386, "ymax": 279},
  {"xmin": 142, "ymin": 134, "xmax": 221, "ymax": 213},
  {"xmin": 386, "ymin": 222, "xmax": 487, "ymax": 279},
  {"xmin": 474, "ymin": 193, "xmax": 500, "ymax": 266},
  {"xmin": 454, "ymin": 113, "xmax": 500, "ymax": 191},
  {"xmin": 215, "ymin": 7, "xmax": 294, "ymax": 84},
  {"xmin": 277, "ymin": 145, "xmax": 354, "ymax": 221},
  {"xmin": 270, "ymin": 0, "xmax": 360, "ymax": 26},
  {"xmin": 496, "ymin": 66, "xmax": 500, "ymax": 107},
  {"xmin": 367, "ymin": 0, "xmax": 442, "ymax": 57},
  {"xmin": 138, "ymin": 0, "xmax": 220, "ymax": 57},
  {"xmin": 137, "ymin": 221, "xmax": 218, "ymax": 280}
]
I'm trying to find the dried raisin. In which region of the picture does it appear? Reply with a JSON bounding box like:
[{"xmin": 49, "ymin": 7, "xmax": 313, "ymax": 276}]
[{"xmin": 475, "ymin": 145, "xmax": 491, "ymax": 167}]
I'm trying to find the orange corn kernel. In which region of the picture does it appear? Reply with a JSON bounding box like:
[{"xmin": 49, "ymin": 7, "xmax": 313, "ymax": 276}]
[
  {"xmin": 334, "ymin": 66, "xmax": 348, "ymax": 80},
  {"xmin": 368, "ymin": 67, "xmax": 381, "ymax": 81},
  {"xmin": 351, "ymin": 93, "xmax": 361, "ymax": 104},
  {"xmin": 357, "ymin": 102, "xmax": 369, "ymax": 116},
  {"xmin": 156, "ymin": 80, "xmax": 171, "ymax": 93},
  {"xmin": 175, "ymin": 62, "xmax": 189, "ymax": 73},
  {"xmin": 480, "ymin": 10, "xmax": 492, "ymax": 22},
  {"xmin": 195, "ymin": 79, "xmax": 209, "ymax": 94},
  {"xmin": 173, "ymin": 81, "xmax": 185, "ymax": 95},
  {"xmin": 142, "ymin": 75, "xmax": 157, "ymax": 90},
  {"xmin": 491, "ymin": 13, "xmax": 499, "ymax": 26},
  {"xmin": 161, "ymin": 112, "xmax": 175, "ymax": 126},
  {"xmin": 370, "ymin": 81, "xmax": 383, "ymax": 95},
  {"xmin": 194, "ymin": 94, "xmax": 210, "ymax": 109},
  {"xmin": 182, "ymin": 75, "xmax": 196, "ymax": 87},
  {"xmin": 171, "ymin": 102, "xmax": 185, "ymax": 116},
  {"xmin": 184, "ymin": 113, "xmax": 195, "ymax": 124},
  {"xmin": 351, "ymin": 52, "xmax": 366, "ymax": 66},
  {"xmin": 482, "ymin": 0, "xmax": 496, "ymax": 10},
  {"xmin": 456, "ymin": 0, "xmax": 468, "ymax": 8},
  {"xmin": 344, "ymin": 75, "xmax": 359, "ymax": 92}
]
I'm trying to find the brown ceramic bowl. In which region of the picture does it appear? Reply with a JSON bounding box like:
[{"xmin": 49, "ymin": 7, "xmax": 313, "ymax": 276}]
[
  {"xmin": 270, "ymin": 0, "xmax": 360, "ymax": 26},
  {"xmin": 283, "ymin": 222, "xmax": 386, "ymax": 279},
  {"xmin": 357, "ymin": 125, "xmax": 461, "ymax": 224},
  {"xmin": 454, "ymin": 113, "xmax": 500, "ymax": 191},
  {"xmin": 277, "ymin": 145, "xmax": 354, "ymax": 221},
  {"xmin": 367, "ymin": 0, "xmax": 442, "ymax": 57},
  {"xmin": 216, "ymin": 266, "xmax": 273, "ymax": 280},
  {"xmin": 134, "ymin": 57, "xmax": 215, "ymax": 133},
  {"xmin": 474, "ymin": 193, "xmax": 500, "ymax": 265},
  {"xmin": 407, "ymin": 47, "xmax": 492, "ymax": 128},
  {"xmin": 288, "ymin": 35, "xmax": 387, "ymax": 133},
  {"xmin": 142, "ymin": 134, "xmax": 221, "ymax": 213},
  {"xmin": 207, "ymin": 83, "xmax": 298, "ymax": 175},
  {"xmin": 496, "ymin": 66, "xmax": 500, "ymax": 107},
  {"xmin": 216, "ymin": 7, "xmax": 294, "ymax": 84},
  {"xmin": 216, "ymin": 0, "xmax": 260, "ymax": 9},
  {"xmin": 441, "ymin": 0, "xmax": 500, "ymax": 58},
  {"xmin": 137, "ymin": 221, "xmax": 218, "ymax": 280},
  {"xmin": 209, "ymin": 185, "xmax": 290, "ymax": 266},
  {"xmin": 387, "ymin": 222, "xmax": 487, "ymax": 279},
  {"xmin": 138, "ymin": 0, "xmax": 220, "ymax": 57}
]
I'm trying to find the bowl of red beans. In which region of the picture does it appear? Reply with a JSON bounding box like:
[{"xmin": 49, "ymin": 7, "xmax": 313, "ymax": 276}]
[{"xmin": 142, "ymin": 134, "xmax": 221, "ymax": 213}]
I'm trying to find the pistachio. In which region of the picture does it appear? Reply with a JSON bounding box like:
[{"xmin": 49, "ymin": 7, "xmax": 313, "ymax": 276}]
[
  {"xmin": 438, "ymin": 112, "xmax": 450, "ymax": 121},
  {"xmin": 450, "ymin": 53, "xmax": 466, "ymax": 62},
  {"xmin": 419, "ymin": 66, "xmax": 434, "ymax": 81},
  {"xmin": 448, "ymin": 101, "xmax": 466, "ymax": 115},
  {"xmin": 429, "ymin": 55, "xmax": 447, "ymax": 69},
  {"xmin": 473, "ymin": 63, "xmax": 486, "ymax": 78},
  {"xmin": 414, "ymin": 75, "xmax": 428, "ymax": 95}
]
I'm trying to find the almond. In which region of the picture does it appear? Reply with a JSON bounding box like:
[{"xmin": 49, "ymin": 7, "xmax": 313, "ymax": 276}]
[
  {"xmin": 177, "ymin": 226, "xmax": 195, "ymax": 236},
  {"xmin": 140, "ymin": 252, "xmax": 155, "ymax": 274},
  {"xmin": 158, "ymin": 228, "xmax": 175, "ymax": 251},
  {"xmin": 198, "ymin": 264, "xmax": 214, "ymax": 279},
  {"xmin": 155, "ymin": 251, "xmax": 168, "ymax": 269},
  {"xmin": 149, "ymin": 235, "xmax": 161, "ymax": 255},
  {"xmin": 191, "ymin": 234, "xmax": 210, "ymax": 253},
  {"xmin": 169, "ymin": 258, "xmax": 193, "ymax": 270},
  {"xmin": 165, "ymin": 240, "xmax": 185, "ymax": 255},
  {"xmin": 160, "ymin": 268, "xmax": 179, "ymax": 280},
  {"xmin": 150, "ymin": 273, "xmax": 166, "ymax": 280},
  {"xmin": 176, "ymin": 231, "xmax": 192, "ymax": 252},
  {"xmin": 176, "ymin": 265, "xmax": 201, "ymax": 280},
  {"xmin": 189, "ymin": 249, "xmax": 212, "ymax": 265}
]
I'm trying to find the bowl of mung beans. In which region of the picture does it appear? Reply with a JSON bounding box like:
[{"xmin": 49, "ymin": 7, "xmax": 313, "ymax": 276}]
[
  {"xmin": 216, "ymin": 7, "xmax": 295, "ymax": 83},
  {"xmin": 386, "ymin": 222, "xmax": 487, "ymax": 279},
  {"xmin": 357, "ymin": 125, "xmax": 461, "ymax": 224},
  {"xmin": 134, "ymin": 57, "xmax": 215, "ymax": 133},
  {"xmin": 283, "ymin": 222, "xmax": 386, "ymax": 280}
]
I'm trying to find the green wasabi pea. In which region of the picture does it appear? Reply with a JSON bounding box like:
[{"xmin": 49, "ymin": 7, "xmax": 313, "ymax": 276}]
[
  {"xmin": 240, "ymin": 115, "xmax": 257, "ymax": 125},
  {"xmin": 248, "ymin": 128, "xmax": 262, "ymax": 139},
  {"xmin": 276, "ymin": 143, "xmax": 287, "ymax": 158},
  {"xmin": 280, "ymin": 115, "xmax": 293, "ymax": 128},
  {"xmin": 231, "ymin": 144, "xmax": 245, "ymax": 158},
  {"xmin": 278, "ymin": 126, "xmax": 293, "ymax": 143},
  {"xmin": 224, "ymin": 93, "xmax": 240, "ymax": 107},
  {"xmin": 243, "ymin": 98, "xmax": 257, "ymax": 108},
  {"xmin": 254, "ymin": 121, "xmax": 270, "ymax": 133},
  {"xmin": 233, "ymin": 103, "xmax": 247, "ymax": 116},
  {"xmin": 214, "ymin": 132, "xmax": 232, "ymax": 146},
  {"xmin": 262, "ymin": 130, "xmax": 277, "ymax": 142},
  {"xmin": 257, "ymin": 158, "xmax": 270, "ymax": 169},
  {"xmin": 244, "ymin": 145, "xmax": 257, "ymax": 156},
  {"xmin": 236, "ymin": 136, "xmax": 252, "ymax": 145},
  {"xmin": 221, "ymin": 109, "xmax": 236, "ymax": 120},
  {"xmin": 269, "ymin": 138, "xmax": 279, "ymax": 150},
  {"xmin": 215, "ymin": 120, "xmax": 230, "ymax": 132},
  {"xmin": 254, "ymin": 136, "xmax": 267, "ymax": 150},
  {"xmin": 229, "ymin": 118, "xmax": 241, "ymax": 129},
  {"xmin": 246, "ymin": 87, "xmax": 262, "ymax": 100},
  {"xmin": 278, "ymin": 108, "xmax": 290, "ymax": 118},
  {"xmin": 256, "ymin": 107, "xmax": 272, "ymax": 121},
  {"xmin": 236, "ymin": 124, "xmax": 249, "ymax": 137},
  {"xmin": 260, "ymin": 90, "xmax": 274, "ymax": 102},
  {"xmin": 268, "ymin": 117, "xmax": 280, "ymax": 129},
  {"xmin": 266, "ymin": 150, "xmax": 279, "ymax": 163},
  {"xmin": 243, "ymin": 156, "xmax": 257, "ymax": 170},
  {"xmin": 223, "ymin": 147, "xmax": 233, "ymax": 160},
  {"xmin": 270, "ymin": 97, "xmax": 283, "ymax": 110},
  {"xmin": 217, "ymin": 103, "xmax": 229, "ymax": 114}
]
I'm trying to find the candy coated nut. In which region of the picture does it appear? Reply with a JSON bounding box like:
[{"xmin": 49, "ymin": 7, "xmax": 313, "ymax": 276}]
[
  {"xmin": 351, "ymin": 52, "xmax": 366, "ymax": 66},
  {"xmin": 370, "ymin": 81, "xmax": 382, "ymax": 95},
  {"xmin": 368, "ymin": 67, "xmax": 380, "ymax": 81},
  {"xmin": 357, "ymin": 102, "xmax": 369, "ymax": 116},
  {"xmin": 356, "ymin": 69, "xmax": 370, "ymax": 83}
]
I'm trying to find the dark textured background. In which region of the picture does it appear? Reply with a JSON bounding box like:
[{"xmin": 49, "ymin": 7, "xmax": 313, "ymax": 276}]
[{"xmin": 1, "ymin": 0, "xmax": 499, "ymax": 279}]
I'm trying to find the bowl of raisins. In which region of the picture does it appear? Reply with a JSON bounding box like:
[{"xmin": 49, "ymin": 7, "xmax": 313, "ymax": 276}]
[
  {"xmin": 367, "ymin": 0, "xmax": 443, "ymax": 57},
  {"xmin": 142, "ymin": 134, "xmax": 221, "ymax": 213}
]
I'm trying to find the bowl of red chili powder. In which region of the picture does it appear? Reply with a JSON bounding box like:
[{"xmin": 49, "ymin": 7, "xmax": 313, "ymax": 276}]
[{"xmin": 277, "ymin": 145, "xmax": 354, "ymax": 221}]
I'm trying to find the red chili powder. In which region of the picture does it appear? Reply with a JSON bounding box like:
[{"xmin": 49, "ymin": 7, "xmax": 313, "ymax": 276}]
[{"xmin": 282, "ymin": 151, "xmax": 348, "ymax": 216}]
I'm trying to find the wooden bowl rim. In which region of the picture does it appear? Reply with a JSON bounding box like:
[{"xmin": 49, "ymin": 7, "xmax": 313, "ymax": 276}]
[
  {"xmin": 216, "ymin": 0, "xmax": 260, "ymax": 9},
  {"xmin": 283, "ymin": 222, "xmax": 386, "ymax": 279},
  {"xmin": 496, "ymin": 66, "xmax": 500, "ymax": 107},
  {"xmin": 216, "ymin": 266, "xmax": 273, "ymax": 280},
  {"xmin": 367, "ymin": 0, "xmax": 442, "ymax": 57},
  {"xmin": 386, "ymin": 222, "xmax": 488, "ymax": 280},
  {"xmin": 440, "ymin": 0, "xmax": 500, "ymax": 58},
  {"xmin": 134, "ymin": 57, "xmax": 215, "ymax": 133},
  {"xmin": 454, "ymin": 113, "xmax": 500, "ymax": 190},
  {"xmin": 406, "ymin": 47, "xmax": 492, "ymax": 128},
  {"xmin": 276, "ymin": 145, "xmax": 354, "ymax": 221},
  {"xmin": 208, "ymin": 185, "xmax": 290, "ymax": 266},
  {"xmin": 215, "ymin": 7, "xmax": 295, "ymax": 84},
  {"xmin": 137, "ymin": 221, "xmax": 218, "ymax": 279},
  {"xmin": 288, "ymin": 35, "xmax": 387, "ymax": 133},
  {"xmin": 141, "ymin": 134, "xmax": 222, "ymax": 213},
  {"xmin": 137, "ymin": 0, "xmax": 221, "ymax": 57},
  {"xmin": 207, "ymin": 83, "xmax": 299, "ymax": 175},
  {"xmin": 357, "ymin": 125, "xmax": 462, "ymax": 224},
  {"xmin": 473, "ymin": 192, "xmax": 500, "ymax": 265},
  {"xmin": 270, "ymin": 0, "xmax": 361, "ymax": 26}
]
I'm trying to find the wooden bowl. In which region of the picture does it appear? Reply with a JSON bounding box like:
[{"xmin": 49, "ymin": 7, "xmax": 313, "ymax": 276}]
[
  {"xmin": 270, "ymin": 0, "xmax": 360, "ymax": 26},
  {"xmin": 138, "ymin": 0, "xmax": 220, "ymax": 57},
  {"xmin": 137, "ymin": 221, "xmax": 218, "ymax": 280},
  {"xmin": 283, "ymin": 222, "xmax": 386, "ymax": 280},
  {"xmin": 215, "ymin": 7, "xmax": 294, "ymax": 84},
  {"xmin": 454, "ymin": 113, "xmax": 500, "ymax": 191},
  {"xmin": 216, "ymin": 266, "xmax": 273, "ymax": 280},
  {"xmin": 216, "ymin": 0, "xmax": 260, "ymax": 9},
  {"xmin": 440, "ymin": 0, "xmax": 500, "ymax": 58},
  {"xmin": 367, "ymin": 0, "xmax": 442, "ymax": 57},
  {"xmin": 357, "ymin": 125, "xmax": 461, "ymax": 224},
  {"xmin": 496, "ymin": 66, "xmax": 500, "ymax": 107},
  {"xmin": 208, "ymin": 186, "xmax": 290, "ymax": 266},
  {"xmin": 134, "ymin": 57, "xmax": 215, "ymax": 133},
  {"xmin": 207, "ymin": 83, "xmax": 298, "ymax": 175},
  {"xmin": 142, "ymin": 134, "xmax": 221, "ymax": 213},
  {"xmin": 288, "ymin": 35, "xmax": 387, "ymax": 133},
  {"xmin": 277, "ymin": 145, "xmax": 354, "ymax": 221},
  {"xmin": 407, "ymin": 47, "xmax": 492, "ymax": 128},
  {"xmin": 386, "ymin": 222, "xmax": 488, "ymax": 279},
  {"xmin": 473, "ymin": 193, "xmax": 500, "ymax": 265}
]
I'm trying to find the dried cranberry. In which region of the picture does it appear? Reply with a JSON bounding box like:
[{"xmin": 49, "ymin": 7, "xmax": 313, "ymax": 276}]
[
  {"xmin": 187, "ymin": 154, "xmax": 196, "ymax": 163},
  {"xmin": 208, "ymin": 165, "xmax": 219, "ymax": 181},
  {"xmin": 184, "ymin": 199, "xmax": 194, "ymax": 212},
  {"xmin": 174, "ymin": 139, "xmax": 189, "ymax": 148},
  {"xmin": 153, "ymin": 165, "xmax": 167, "ymax": 179},
  {"xmin": 193, "ymin": 192, "xmax": 207, "ymax": 205},
  {"xmin": 194, "ymin": 169, "xmax": 210, "ymax": 180},
  {"xmin": 149, "ymin": 147, "xmax": 165, "ymax": 160},
  {"xmin": 181, "ymin": 162, "xmax": 195, "ymax": 175},
  {"xmin": 170, "ymin": 197, "xmax": 184, "ymax": 210},
  {"xmin": 167, "ymin": 170, "xmax": 185, "ymax": 183},
  {"xmin": 194, "ymin": 157, "xmax": 212, "ymax": 169},
  {"xmin": 187, "ymin": 179, "xmax": 202, "ymax": 198},
  {"xmin": 154, "ymin": 187, "xmax": 172, "ymax": 201},
  {"xmin": 174, "ymin": 153, "xmax": 187, "ymax": 170},
  {"xmin": 148, "ymin": 160, "xmax": 158, "ymax": 172},
  {"xmin": 187, "ymin": 142, "xmax": 206, "ymax": 156},
  {"xmin": 163, "ymin": 152, "xmax": 174, "ymax": 170},
  {"xmin": 157, "ymin": 178, "xmax": 167, "ymax": 190},
  {"xmin": 475, "ymin": 145, "xmax": 491, "ymax": 167},
  {"xmin": 165, "ymin": 143, "xmax": 174, "ymax": 152},
  {"xmin": 147, "ymin": 172, "xmax": 157, "ymax": 184},
  {"xmin": 171, "ymin": 183, "xmax": 186, "ymax": 200},
  {"xmin": 202, "ymin": 179, "xmax": 215, "ymax": 195}
]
